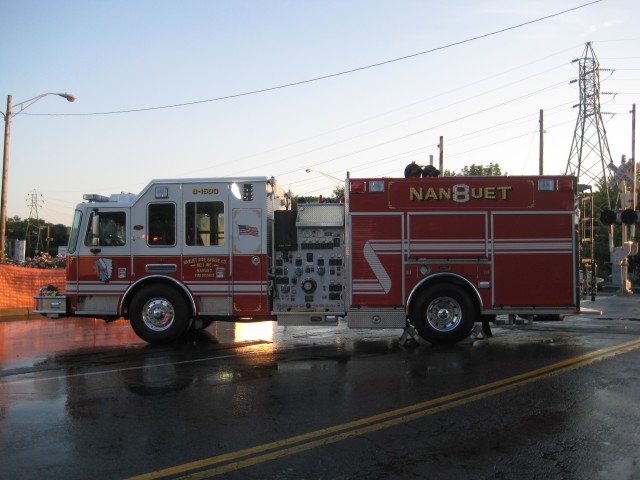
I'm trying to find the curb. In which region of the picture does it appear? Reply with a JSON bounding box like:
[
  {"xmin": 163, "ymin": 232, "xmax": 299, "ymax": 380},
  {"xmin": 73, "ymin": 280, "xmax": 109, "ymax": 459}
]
[{"xmin": 0, "ymin": 307, "xmax": 40, "ymax": 320}]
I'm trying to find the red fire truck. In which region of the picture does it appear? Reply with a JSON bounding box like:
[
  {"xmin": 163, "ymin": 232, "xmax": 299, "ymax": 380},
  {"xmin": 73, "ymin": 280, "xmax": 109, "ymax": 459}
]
[{"xmin": 35, "ymin": 173, "xmax": 579, "ymax": 344}]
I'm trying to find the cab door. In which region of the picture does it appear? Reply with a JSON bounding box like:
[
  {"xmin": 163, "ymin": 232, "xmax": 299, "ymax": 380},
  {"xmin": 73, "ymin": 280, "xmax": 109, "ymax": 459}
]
[
  {"xmin": 181, "ymin": 183, "xmax": 232, "ymax": 315},
  {"xmin": 130, "ymin": 183, "xmax": 182, "ymax": 281},
  {"xmin": 76, "ymin": 207, "xmax": 131, "ymax": 315}
]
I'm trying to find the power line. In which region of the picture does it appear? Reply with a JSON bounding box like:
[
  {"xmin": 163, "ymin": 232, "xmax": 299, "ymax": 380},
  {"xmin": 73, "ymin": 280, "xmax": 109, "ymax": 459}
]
[
  {"xmin": 298, "ymin": 116, "xmax": 581, "ymax": 196},
  {"xmin": 298, "ymin": 80, "xmax": 570, "ymax": 170},
  {"xmin": 182, "ymin": 56, "xmax": 577, "ymax": 178},
  {"xmin": 289, "ymin": 102, "xmax": 578, "ymax": 193},
  {"xmin": 24, "ymin": 0, "xmax": 602, "ymax": 117}
]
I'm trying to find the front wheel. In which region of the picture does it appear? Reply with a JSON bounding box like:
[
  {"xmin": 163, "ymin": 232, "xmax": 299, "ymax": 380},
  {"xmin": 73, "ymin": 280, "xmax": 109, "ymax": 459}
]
[
  {"xmin": 130, "ymin": 285, "xmax": 190, "ymax": 343},
  {"xmin": 410, "ymin": 284, "xmax": 477, "ymax": 344}
]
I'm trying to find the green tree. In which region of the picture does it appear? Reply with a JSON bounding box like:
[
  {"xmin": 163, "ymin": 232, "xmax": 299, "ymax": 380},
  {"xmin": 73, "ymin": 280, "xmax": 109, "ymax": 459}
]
[
  {"xmin": 292, "ymin": 185, "xmax": 345, "ymax": 209},
  {"xmin": 329, "ymin": 186, "xmax": 345, "ymax": 203},
  {"xmin": 6, "ymin": 215, "xmax": 27, "ymax": 240},
  {"xmin": 444, "ymin": 162, "xmax": 505, "ymax": 176},
  {"xmin": 5, "ymin": 216, "xmax": 69, "ymax": 257}
]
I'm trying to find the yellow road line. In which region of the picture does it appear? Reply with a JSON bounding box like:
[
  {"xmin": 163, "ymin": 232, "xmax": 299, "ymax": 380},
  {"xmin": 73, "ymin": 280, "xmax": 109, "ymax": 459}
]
[{"xmin": 129, "ymin": 337, "xmax": 640, "ymax": 480}]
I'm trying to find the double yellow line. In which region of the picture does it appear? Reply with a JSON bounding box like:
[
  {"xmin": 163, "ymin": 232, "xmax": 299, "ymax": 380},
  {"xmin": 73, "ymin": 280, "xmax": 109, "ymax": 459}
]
[{"xmin": 130, "ymin": 337, "xmax": 640, "ymax": 480}]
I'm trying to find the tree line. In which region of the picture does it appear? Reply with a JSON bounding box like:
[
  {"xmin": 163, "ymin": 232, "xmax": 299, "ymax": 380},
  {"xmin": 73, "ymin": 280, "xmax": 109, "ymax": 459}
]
[{"xmin": 5, "ymin": 216, "xmax": 70, "ymax": 258}]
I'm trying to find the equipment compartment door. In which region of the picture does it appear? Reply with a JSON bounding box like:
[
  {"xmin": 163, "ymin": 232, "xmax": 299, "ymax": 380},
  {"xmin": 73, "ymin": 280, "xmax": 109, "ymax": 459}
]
[
  {"xmin": 407, "ymin": 212, "xmax": 488, "ymax": 259},
  {"xmin": 349, "ymin": 213, "xmax": 404, "ymax": 307},
  {"xmin": 231, "ymin": 207, "xmax": 267, "ymax": 315},
  {"xmin": 492, "ymin": 212, "xmax": 576, "ymax": 307}
]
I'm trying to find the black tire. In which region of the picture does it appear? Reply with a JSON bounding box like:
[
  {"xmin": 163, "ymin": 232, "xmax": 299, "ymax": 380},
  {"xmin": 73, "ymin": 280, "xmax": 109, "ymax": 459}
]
[
  {"xmin": 130, "ymin": 285, "xmax": 190, "ymax": 343},
  {"xmin": 410, "ymin": 284, "xmax": 477, "ymax": 344}
]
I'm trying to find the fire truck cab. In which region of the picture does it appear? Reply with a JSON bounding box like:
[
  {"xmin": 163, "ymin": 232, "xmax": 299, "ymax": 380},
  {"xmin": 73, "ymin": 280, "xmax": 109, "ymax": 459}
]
[{"xmin": 35, "ymin": 174, "xmax": 579, "ymax": 345}]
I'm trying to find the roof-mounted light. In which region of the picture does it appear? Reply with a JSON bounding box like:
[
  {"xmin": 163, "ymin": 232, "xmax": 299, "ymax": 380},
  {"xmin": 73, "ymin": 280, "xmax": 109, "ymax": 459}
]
[
  {"xmin": 369, "ymin": 180, "xmax": 385, "ymax": 193},
  {"xmin": 538, "ymin": 179, "xmax": 554, "ymax": 191},
  {"xmin": 83, "ymin": 194, "xmax": 110, "ymax": 202},
  {"xmin": 557, "ymin": 178, "xmax": 574, "ymax": 191},
  {"xmin": 350, "ymin": 180, "xmax": 367, "ymax": 193}
]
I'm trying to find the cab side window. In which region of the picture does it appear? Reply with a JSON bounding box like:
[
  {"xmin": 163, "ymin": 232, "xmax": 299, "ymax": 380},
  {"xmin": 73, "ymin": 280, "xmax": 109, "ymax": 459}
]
[
  {"xmin": 84, "ymin": 212, "xmax": 127, "ymax": 246},
  {"xmin": 148, "ymin": 203, "xmax": 176, "ymax": 246},
  {"xmin": 185, "ymin": 202, "xmax": 225, "ymax": 246}
]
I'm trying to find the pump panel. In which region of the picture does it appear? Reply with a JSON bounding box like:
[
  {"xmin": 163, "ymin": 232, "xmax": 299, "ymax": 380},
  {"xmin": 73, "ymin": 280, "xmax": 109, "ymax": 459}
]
[{"xmin": 273, "ymin": 204, "xmax": 345, "ymax": 315}]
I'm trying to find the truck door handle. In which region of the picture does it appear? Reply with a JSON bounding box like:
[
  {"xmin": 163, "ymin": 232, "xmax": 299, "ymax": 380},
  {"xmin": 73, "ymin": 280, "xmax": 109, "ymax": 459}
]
[{"xmin": 90, "ymin": 248, "xmax": 101, "ymax": 255}]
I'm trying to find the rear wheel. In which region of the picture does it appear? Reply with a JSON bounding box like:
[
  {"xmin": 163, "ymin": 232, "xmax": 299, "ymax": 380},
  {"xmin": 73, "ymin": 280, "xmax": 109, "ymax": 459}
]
[
  {"xmin": 410, "ymin": 284, "xmax": 477, "ymax": 344},
  {"xmin": 130, "ymin": 285, "xmax": 190, "ymax": 343}
]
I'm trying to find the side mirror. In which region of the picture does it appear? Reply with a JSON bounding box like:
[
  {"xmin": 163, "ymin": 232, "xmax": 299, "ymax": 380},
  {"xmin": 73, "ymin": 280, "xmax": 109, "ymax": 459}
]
[{"xmin": 92, "ymin": 214, "xmax": 100, "ymax": 246}]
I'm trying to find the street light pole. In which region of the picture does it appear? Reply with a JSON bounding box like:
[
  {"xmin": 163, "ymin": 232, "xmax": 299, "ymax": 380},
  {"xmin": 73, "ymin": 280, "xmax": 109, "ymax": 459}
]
[{"xmin": 0, "ymin": 92, "xmax": 76, "ymax": 260}]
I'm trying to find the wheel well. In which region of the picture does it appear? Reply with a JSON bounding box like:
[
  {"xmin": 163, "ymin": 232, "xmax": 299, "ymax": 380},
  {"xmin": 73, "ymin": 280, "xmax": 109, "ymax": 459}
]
[
  {"xmin": 407, "ymin": 274, "xmax": 482, "ymax": 319},
  {"xmin": 120, "ymin": 276, "xmax": 195, "ymax": 319}
]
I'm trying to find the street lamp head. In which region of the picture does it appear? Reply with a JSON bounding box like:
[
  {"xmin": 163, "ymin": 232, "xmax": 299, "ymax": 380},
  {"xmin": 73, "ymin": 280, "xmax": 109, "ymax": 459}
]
[
  {"xmin": 304, "ymin": 167, "xmax": 343, "ymax": 184},
  {"xmin": 59, "ymin": 93, "xmax": 76, "ymax": 102}
]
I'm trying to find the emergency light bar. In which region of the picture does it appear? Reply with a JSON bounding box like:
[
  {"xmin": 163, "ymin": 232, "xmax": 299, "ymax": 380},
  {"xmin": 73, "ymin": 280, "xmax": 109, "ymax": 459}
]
[{"xmin": 83, "ymin": 194, "xmax": 110, "ymax": 202}]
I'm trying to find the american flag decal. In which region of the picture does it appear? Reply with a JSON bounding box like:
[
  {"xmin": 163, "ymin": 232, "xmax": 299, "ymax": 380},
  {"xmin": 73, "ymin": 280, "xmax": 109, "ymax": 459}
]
[{"xmin": 239, "ymin": 224, "xmax": 259, "ymax": 237}]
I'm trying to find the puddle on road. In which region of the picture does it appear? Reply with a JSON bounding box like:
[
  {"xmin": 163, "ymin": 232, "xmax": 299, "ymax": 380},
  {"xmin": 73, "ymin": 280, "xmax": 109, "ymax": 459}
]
[{"xmin": 0, "ymin": 318, "xmax": 142, "ymax": 371}]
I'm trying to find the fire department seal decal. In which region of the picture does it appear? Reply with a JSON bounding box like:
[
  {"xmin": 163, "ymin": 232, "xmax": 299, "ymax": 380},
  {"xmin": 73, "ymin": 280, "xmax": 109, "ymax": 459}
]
[{"xmin": 94, "ymin": 258, "xmax": 113, "ymax": 282}]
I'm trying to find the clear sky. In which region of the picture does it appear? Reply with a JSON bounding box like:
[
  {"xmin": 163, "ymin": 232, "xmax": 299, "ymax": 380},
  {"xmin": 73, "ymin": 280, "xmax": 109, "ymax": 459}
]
[{"xmin": 1, "ymin": 0, "xmax": 638, "ymax": 225}]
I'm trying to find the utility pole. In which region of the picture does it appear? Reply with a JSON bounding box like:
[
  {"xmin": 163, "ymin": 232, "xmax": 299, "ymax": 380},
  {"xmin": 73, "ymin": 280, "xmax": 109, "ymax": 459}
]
[
  {"xmin": 45, "ymin": 224, "xmax": 51, "ymax": 253},
  {"xmin": 632, "ymin": 103, "xmax": 637, "ymax": 211},
  {"xmin": 539, "ymin": 109, "xmax": 544, "ymax": 175},
  {"xmin": 0, "ymin": 95, "xmax": 12, "ymax": 260}
]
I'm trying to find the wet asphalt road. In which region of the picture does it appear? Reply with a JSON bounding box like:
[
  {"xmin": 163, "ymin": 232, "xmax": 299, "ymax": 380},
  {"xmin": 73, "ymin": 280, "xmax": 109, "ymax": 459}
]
[{"xmin": 1, "ymin": 296, "xmax": 640, "ymax": 480}]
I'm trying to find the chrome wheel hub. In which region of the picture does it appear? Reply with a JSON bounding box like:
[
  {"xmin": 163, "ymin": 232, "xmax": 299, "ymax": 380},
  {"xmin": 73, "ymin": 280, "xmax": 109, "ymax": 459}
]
[
  {"xmin": 142, "ymin": 298, "xmax": 175, "ymax": 332},
  {"xmin": 426, "ymin": 296, "xmax": 462, "ymax": 332}
]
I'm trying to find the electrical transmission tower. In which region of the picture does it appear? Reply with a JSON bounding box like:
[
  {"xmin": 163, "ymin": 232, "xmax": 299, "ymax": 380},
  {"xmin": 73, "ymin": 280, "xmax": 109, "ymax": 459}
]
[
  {"xmin": 565, "ymin": 42, "xmax": 615, "ymax": 209},
  {"xmin": 25, "ymin": 189, "xmax": 44, "ymax": 255}
]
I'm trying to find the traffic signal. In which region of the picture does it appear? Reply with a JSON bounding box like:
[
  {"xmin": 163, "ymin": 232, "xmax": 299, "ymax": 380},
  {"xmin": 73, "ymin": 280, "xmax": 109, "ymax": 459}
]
[
  {"xmin": 599, "ymin": 209, "xmax": 639, "ymax": 226},
  {"xmin": 599, "ymin": 209, "xmax": 616, "ymax": 225},
  {"xmin": 620, "ymin": 209, "xmax": 638, "ymax": 225}
]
